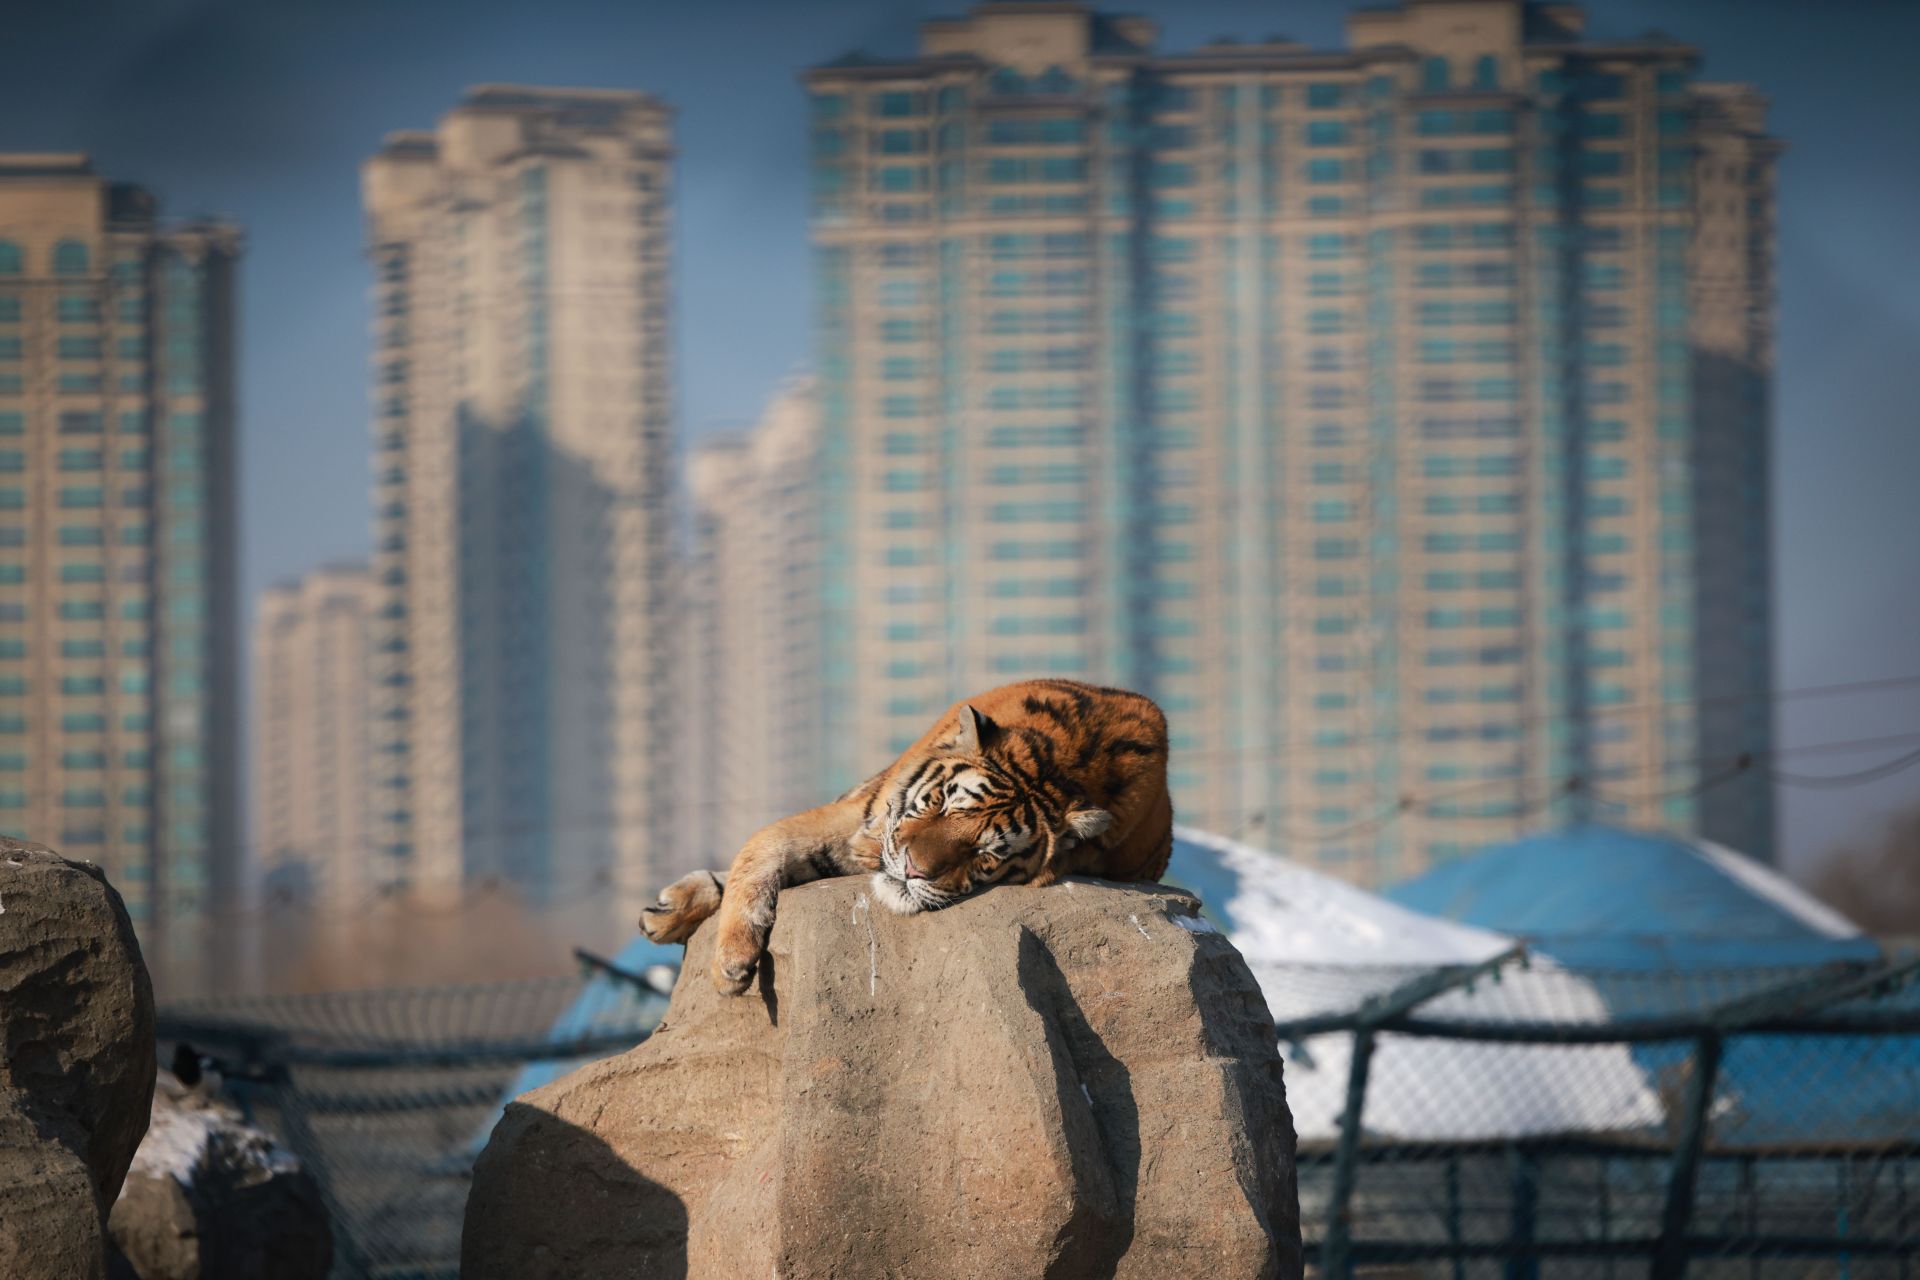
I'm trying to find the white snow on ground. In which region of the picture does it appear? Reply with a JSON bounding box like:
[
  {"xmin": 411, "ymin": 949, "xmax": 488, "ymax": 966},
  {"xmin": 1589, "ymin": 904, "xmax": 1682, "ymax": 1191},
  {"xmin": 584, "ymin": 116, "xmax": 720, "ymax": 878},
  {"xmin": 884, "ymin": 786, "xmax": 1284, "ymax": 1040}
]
[
  {"xmin": 1171, "ymin": 826, "xmax": 1668, "ymax": 1142},
  {"xmin": 1689, "ymin": 838, "xmax": 1861, "ymax": 939},
  {"xmin": 126, "ymin": 1097, "xmax": 225, "ymax": 1187},
  {"xmin": 121, "ymin": 1077, "xmax": 305, "ymax": 1193}
]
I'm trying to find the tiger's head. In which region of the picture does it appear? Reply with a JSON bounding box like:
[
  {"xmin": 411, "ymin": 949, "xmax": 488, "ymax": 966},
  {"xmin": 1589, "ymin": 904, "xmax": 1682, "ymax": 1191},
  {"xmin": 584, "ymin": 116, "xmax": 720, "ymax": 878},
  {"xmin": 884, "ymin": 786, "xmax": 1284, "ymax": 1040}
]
[{"xmin": 869, "ymin": 704, "xmax": 1112, "ymax": 915}]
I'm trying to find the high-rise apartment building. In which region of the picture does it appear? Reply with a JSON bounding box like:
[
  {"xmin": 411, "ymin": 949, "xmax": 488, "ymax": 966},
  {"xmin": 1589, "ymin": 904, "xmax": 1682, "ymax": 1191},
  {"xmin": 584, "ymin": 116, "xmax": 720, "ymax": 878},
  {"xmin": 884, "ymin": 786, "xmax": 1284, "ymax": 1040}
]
[
  {"xmin": 252, "ymin": 564, "xmax": 374, "ymax": 912},
  {"xmin": 362, "ymin": 88, "xmax": 677, "ymax": 922},
  {"xmin": 683, "ymin": 378, "xmax": 823, "ymax": 866},
  {"xmin": 805, "ymin": 0, "xmax": 1777, "ymax": 882},
  {"xmin": 0, "ymin": 154, "xmax": 241, "ymax": 992}
]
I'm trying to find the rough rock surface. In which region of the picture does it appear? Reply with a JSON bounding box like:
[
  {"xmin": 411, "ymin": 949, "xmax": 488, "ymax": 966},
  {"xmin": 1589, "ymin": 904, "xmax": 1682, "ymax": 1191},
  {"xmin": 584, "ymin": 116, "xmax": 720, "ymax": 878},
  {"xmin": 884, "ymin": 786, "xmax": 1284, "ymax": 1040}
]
[
  {"xmin": 109, "ymin": 1070, "xmax": 333, "ymax": 1280},
  {"xmin": 0, "ymin": 839, "xmax": 157, "ymax": 1280},
  {"xmin": 465, "ymin": 877, "xmax": 1301, "ymax": 1279}
]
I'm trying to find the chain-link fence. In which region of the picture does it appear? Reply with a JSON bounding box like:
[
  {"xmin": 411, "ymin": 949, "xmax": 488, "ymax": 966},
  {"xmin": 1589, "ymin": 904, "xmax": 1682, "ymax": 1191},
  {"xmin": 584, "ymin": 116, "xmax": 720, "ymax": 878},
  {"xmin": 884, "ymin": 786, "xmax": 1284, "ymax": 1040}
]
[
  {"xmin": 1267, "ymin": 950, "xmax": 1920, "ymax": 1279},
  {"xmin": 160, "ymin": 949, "xmax": 1919, "ymax": 1279},
  {"xmin": 158, "ymin": 955, "xmax": 668, "ymax": 1279}
]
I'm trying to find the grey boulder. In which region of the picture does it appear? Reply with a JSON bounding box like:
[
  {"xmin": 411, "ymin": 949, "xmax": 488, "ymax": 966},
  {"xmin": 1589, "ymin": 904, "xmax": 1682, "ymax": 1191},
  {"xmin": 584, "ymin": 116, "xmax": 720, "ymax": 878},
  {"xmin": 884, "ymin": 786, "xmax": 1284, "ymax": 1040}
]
[{"xmin": 0, "ymin": 840, "xmax": 157, "ymax": 1280}]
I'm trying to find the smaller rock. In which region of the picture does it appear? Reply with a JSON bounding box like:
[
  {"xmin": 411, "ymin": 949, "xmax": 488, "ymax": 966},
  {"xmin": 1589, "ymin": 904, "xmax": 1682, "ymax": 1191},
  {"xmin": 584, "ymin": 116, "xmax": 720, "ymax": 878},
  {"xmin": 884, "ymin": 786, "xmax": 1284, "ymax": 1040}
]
[
  {"xmin": 0, "ymin": 840, "xmax": 156, "ymax": 1280},
  {"xmin": 109, "ymin": 1071, "xmax": 333, "ymax": 1280}
]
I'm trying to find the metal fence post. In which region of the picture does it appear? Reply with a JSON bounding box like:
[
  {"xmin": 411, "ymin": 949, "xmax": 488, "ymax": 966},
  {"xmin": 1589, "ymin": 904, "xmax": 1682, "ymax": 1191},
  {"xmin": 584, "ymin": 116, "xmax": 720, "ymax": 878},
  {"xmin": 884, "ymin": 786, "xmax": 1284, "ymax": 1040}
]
[
  {"xmin": 1321, "ymin": 1027, "xmax": 1376, "ymax": 1280},
  {"xmin": 1304, "ymin": 946, "xmax": 1527, "ymax": 1280},
  {"xmin": 1446, "ymin": 1152, "xmax": 1465, "ymax": 1280},
  {"xmin": 1506, "ymin": 1145, "xmax": 1539, "ymax": 1280},
  {"xmin": 1651, "ymin": 1031, "xmax": 1723, "ymax": 1280}
]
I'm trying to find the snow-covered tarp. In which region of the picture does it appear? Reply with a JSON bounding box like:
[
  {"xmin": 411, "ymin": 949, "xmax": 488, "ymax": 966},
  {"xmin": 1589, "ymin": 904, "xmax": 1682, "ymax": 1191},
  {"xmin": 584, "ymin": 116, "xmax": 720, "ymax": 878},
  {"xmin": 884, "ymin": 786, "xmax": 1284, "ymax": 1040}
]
[
  {"xmin": 1168, "ymin": 826, "xmax": 1667, "ymax": 1142},
  {"xmin": 1384, "ymin": 824, "xmax": 1920, "ymax": 1148}
]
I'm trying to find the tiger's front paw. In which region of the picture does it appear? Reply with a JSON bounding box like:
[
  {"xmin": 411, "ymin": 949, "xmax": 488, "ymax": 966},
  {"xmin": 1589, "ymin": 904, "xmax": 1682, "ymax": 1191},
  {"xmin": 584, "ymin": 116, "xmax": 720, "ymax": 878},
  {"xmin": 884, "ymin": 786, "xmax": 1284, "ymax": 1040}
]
[
  {"xmin": 710, "ymin": 920, "xmax": 762, "ymax": 996},
  {"xmin": 638, "ymin": 871, "xmax": 723, "ymax": 945}
]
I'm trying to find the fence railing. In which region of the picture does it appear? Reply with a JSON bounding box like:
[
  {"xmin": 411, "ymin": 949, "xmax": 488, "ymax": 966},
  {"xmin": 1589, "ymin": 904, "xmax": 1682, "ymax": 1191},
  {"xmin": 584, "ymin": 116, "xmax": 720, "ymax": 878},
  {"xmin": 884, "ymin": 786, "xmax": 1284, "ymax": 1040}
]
[{"xmin": 1271, "ymin": 950, "xmax": 1920, "ymax": 1279}]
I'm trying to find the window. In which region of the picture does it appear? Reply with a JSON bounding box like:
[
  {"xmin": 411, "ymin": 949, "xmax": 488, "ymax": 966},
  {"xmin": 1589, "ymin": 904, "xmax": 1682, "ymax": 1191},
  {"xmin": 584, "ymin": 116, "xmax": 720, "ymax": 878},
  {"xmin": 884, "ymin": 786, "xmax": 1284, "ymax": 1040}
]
[
  {"xmin": 1474, "ymin": 55, "xmax": 1499, "ymax": 89},
  {"xmin": 0, "ymin": 241, "xmax": 20, "ymax": 276},
  {"xmin": 872, "ymin": 129, "xmax": 928, "ymax": 155},
  {"xmin": 1306, "ymin": 121, "xmax": 1350, "ymax": 146},
  {"xmin": 873, "ymin": 91, "xmax": 928, "ymax": 118},
  {"xmin": 52, "ymin": 240, "xmax": 91, "ymax": 276},
  {"xmin": 1422, "ymin": 57, "xmax": 1449, "ymax": 91},
  {"xmin": 1305, "ymin": 83, "xmax": 1346, "ymax": 109}
]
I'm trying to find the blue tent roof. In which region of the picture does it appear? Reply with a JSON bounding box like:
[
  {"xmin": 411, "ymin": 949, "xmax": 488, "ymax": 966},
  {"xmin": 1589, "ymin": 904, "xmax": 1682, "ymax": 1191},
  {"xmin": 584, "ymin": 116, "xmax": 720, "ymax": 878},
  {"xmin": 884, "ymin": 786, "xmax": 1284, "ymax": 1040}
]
[
  {"xmin": 1384, "ymin": 824, "xmax": 1916, "ymax": 1148},
  {"xmin": 1384, "ymin": 824, "xmax": 1876, "ymax": 969}
]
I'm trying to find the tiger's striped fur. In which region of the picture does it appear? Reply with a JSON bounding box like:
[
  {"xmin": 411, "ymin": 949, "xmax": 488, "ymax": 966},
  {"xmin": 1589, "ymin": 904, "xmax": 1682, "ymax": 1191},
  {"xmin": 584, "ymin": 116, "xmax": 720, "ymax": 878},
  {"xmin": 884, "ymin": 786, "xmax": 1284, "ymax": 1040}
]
[{"xmin": 641, "ymin": 679, "xmax": 1174, "ymax": 994}]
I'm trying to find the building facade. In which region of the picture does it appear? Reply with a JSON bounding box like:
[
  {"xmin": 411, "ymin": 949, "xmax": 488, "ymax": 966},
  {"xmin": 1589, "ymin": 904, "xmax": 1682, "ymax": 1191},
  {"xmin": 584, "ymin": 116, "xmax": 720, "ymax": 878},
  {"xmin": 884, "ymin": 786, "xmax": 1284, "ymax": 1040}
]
[
  {"xmin": 361, "ymin": 88, "xmax": 678, "ymax": 922},
  {"xmin": 0, "ymin": 154, "xmax": 241, "ymax": 992},
  {"xmin": 252, "ymin": 564, "xmax": 374, "ymax": 912},
  {"xmin": 683, "ymin": 378, "xmax": 823, "ymax": 867},
  {"xmin": 805, "ymin": 0, "xmax": 1777, "ymax": 882}
]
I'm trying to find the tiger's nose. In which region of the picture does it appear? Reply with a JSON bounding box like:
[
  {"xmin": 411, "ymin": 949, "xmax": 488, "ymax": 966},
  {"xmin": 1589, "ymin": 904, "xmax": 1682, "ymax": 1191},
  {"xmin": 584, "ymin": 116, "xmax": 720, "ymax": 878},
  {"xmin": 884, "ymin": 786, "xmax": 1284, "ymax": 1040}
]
[{"xmin": 902, "ymin": 848, "xmax": 927, "ymax": 880}]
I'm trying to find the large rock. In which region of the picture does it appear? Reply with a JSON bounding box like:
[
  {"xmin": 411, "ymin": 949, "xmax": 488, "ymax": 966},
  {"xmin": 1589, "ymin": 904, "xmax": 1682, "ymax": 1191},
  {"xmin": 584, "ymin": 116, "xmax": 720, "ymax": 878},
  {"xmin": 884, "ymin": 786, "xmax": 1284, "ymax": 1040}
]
[
  {"xmin": 0, "ymin": 840, "xmax": 157, "ymax": 1280},
  {"xmin": 109, "ymin": 1070, "xmax": 333, "ymax": 1280},
  {"xmin": 465, "ymin": 877, "xmax": 1301, "ymax": 1279}
]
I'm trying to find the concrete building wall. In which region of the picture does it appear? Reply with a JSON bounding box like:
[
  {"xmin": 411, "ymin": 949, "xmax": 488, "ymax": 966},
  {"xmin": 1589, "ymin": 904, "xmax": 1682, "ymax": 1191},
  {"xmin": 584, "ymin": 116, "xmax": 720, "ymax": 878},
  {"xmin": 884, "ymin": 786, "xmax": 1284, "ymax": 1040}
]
[
  {"xmin": 684, "ymin": 378, "xmax": 823, "ymax": 868},
  {"xmin": 252, "ymin": 565, "xmax": 374, "ymax": 911},
  {"xmin": 0, "ymin": 153, "xmax": 241, "ymax": 993},
  {"xmin": 805, "ymin": 0, "xmax": 1778, "ymax": 884},
  {"xmin": 361, "ymin": 88, "xmax": 678, "ymax": 928}
]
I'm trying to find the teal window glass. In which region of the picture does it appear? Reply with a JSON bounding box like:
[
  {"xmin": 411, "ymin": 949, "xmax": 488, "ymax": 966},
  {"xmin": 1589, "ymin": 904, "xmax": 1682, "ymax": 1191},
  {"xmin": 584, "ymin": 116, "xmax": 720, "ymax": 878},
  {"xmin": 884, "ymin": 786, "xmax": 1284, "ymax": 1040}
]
[{"xmin": 52, "ymin": 240, "xmax": 91, "ymax": 275}]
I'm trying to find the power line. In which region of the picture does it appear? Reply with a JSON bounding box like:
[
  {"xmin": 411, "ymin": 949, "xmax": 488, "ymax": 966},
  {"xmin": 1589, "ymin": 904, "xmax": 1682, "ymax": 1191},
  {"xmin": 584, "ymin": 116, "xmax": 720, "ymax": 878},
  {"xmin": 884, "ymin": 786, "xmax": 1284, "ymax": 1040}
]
[
  {"xmin": 1173, "ymin": 670, "xmax": 1920, "ymax": 766},
  {"xmin": 1772, "ymin": 744, "xmax": 1920, "ymax": 790}
]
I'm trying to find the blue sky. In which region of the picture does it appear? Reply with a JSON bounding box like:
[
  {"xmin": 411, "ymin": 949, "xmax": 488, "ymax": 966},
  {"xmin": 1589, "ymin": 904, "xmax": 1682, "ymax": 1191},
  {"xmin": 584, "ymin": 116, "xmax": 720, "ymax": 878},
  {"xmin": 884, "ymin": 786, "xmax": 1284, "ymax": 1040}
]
[{"xmin": 6, "ymin": 0, "xmax": 1916, "ymax": 876}]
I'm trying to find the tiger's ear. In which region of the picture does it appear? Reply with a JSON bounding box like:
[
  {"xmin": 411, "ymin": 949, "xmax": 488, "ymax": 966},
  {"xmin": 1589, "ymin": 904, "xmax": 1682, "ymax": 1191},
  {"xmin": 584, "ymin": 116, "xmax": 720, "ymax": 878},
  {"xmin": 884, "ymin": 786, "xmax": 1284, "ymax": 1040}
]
[
  {"xmin": 1065, "ymin": 808, "xmax": 1113, "ymax": 842},
  {"xmin": 955, "ymin": 704, "xmax": 997, "ymax": 754}
]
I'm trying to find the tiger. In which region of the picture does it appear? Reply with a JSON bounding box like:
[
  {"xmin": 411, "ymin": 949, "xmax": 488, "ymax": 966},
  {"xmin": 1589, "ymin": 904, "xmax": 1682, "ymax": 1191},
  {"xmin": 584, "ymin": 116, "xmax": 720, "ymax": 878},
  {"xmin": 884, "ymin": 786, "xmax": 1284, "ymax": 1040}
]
[{"xmin": 641, "ymin": 679, "xmax": 1174, "ymax": 994}]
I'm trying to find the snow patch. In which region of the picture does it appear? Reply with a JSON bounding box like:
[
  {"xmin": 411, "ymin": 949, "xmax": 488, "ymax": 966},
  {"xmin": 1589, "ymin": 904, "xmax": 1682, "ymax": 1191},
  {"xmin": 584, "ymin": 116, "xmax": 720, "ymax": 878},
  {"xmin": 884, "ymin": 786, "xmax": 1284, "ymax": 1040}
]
[
  {"xmin": 125, "ymin": 1101, "xmax": 222, "ymax": 1188},
  {"xmin": 1689, "ymin": 838, "xmax": 1860, "ymax": 939},
  {"xmin": 1172, "ymin": 825, "xmax": 1513, "ymax": 966},
  {"xmin": 123, "ymin": 1081, "xmax": 306, "ymax": 1192}
]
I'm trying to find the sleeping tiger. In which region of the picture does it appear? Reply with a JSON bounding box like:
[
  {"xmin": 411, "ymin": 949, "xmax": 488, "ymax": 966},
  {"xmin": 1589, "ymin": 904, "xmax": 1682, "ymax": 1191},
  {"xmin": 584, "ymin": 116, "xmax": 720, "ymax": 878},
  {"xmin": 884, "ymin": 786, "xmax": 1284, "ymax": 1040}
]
[{"xmin": 641, "ymin": 679, "xmax": 1174, "ymax": 994}]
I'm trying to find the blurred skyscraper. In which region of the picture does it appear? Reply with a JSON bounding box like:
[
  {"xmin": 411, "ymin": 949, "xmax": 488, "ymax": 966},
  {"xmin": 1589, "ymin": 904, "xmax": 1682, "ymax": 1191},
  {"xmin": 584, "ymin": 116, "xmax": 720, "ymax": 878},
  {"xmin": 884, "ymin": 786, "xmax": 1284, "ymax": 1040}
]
[
  {"xmin": 804, "ymin": 0, "xmax": 1777, "ymax": 882},
  {"xmin": 361, "ymin": 89, "xmax": 678, "ymax": 922},
  {"xmin": 0, "ymin": 154, "xmax": 241, "ymax": 993},
  {"xmin": 252, "ymin": 564, "xmax": 374, "ymax": 912},
  {"xmin": 683, "ymin": 377, "xmax": 823, "ymax": 867}
]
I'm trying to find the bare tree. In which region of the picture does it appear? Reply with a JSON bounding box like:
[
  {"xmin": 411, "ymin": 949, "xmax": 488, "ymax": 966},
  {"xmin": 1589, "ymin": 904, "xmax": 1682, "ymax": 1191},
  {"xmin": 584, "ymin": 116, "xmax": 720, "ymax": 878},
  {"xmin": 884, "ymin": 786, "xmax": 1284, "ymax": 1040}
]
[{"xmin": 1806, "ymin": 803, "xmax": 1920, "ymax": 937}]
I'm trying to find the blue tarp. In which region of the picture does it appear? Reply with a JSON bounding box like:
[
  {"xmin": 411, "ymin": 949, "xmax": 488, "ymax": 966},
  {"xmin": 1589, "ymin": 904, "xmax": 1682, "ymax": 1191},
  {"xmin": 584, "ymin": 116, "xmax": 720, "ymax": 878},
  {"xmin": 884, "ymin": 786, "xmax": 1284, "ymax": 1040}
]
[
  {"xmin": 473, "ymin": 934, "xmax": 679, "ymax": 1148},
  {"xmin": 1384, "ymin": 824, "xmax": 1878, "ymax": 969},
  {"xmin": 1384, "ymin": 824, "xmax": 1918, "ymax": 1148}
]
